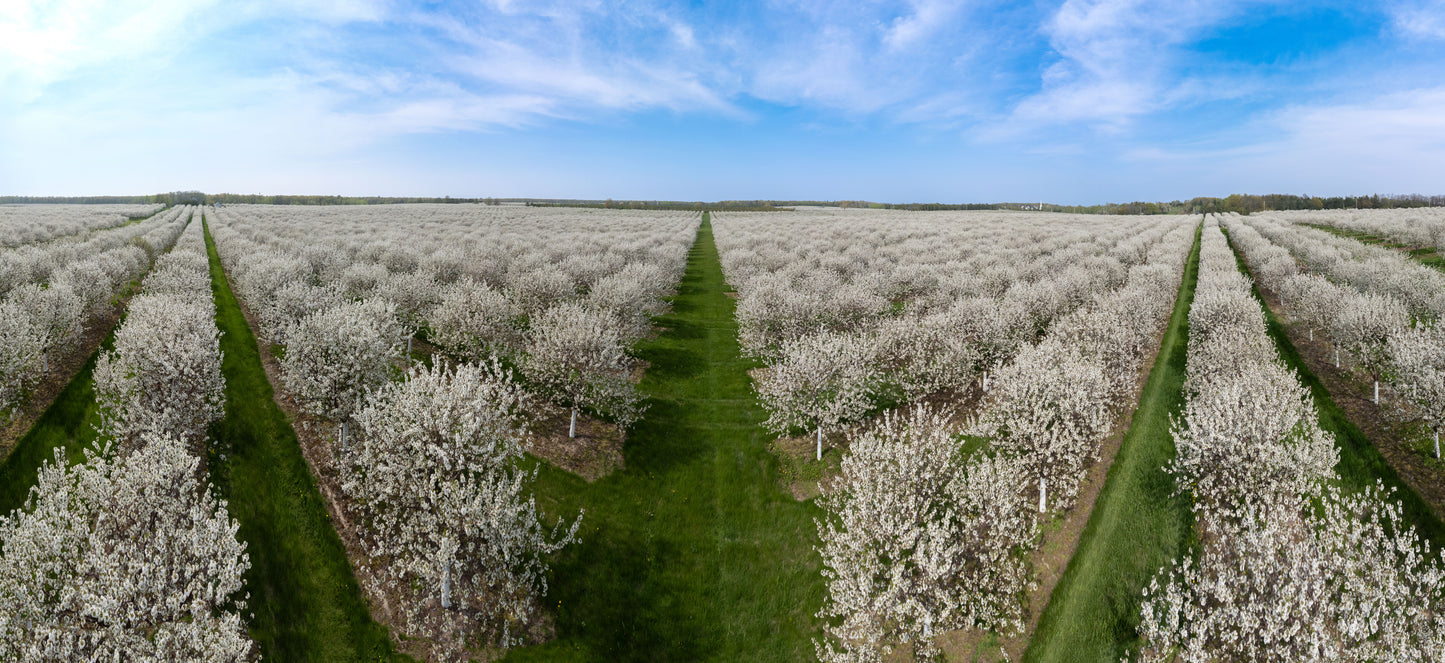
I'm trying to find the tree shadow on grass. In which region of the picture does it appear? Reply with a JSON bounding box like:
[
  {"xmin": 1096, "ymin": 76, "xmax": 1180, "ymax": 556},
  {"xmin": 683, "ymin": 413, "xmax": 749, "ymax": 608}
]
[
  {"xmin": 528, "ymin": 526, "xmax": 705, "ymax": 662},
  {"xmin": 623, "ymin": 399, "xmax": 708, "ymax": 475},
  {"xmin": 651, "ymin": 314, "xmax": 706, "ymax": 341},
  {"xmin": 634, "ymin": 346, "xmax": 704, "ymax": 381}
]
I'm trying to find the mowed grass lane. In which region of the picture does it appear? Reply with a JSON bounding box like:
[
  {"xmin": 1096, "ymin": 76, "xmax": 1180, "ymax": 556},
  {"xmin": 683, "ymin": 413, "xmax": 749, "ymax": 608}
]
[
  {"xmin": 203, "ymin": 219, "xmax": 402, "ymax": 661},
  {"xmin": 1025, "ymin": 222, "xmax": 1201, "ymax": 663},
  {"xmin": 0, "ymin": 334, "xmax": 114, "ymax": 515},
  {"xmin": 507, "ymin": 214, "xmax": 824, "ymax": 661},
  {"xmin": 0, "ymin": 211, "xmax": 187, "ymax": 516}
]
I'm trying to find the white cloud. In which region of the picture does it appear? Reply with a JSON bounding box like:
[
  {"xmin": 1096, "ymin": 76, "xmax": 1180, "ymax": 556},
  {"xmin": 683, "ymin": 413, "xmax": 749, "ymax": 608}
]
[
  {"xmin": 1008, "ymin": 0, "xmax": 1276, "ymax": 129},
  {"xmin": 883, "ymin": 0, "xmax": 968, "ymax": 51},
  {"xmin": 1392, "ymin": 1, "xmax": 1445, "ymax": 40},
  {"xmin": 0, "ymin": 0, "xmax": 217, "ymax": 98},
  {"xmin": 1121, "ymin": 87, "xmax": 1445, "ymax": 194},
  {"xmin": 0, "ymin": 0, "xmax": 1438, "ymax": 199}
]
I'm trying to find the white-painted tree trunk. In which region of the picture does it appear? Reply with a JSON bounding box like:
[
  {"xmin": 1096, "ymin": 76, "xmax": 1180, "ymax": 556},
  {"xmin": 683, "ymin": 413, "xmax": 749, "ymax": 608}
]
[
  {"xmin": 1435, "ymin": 430, "xmax": 1440, "ymax": 460},
  {"xmin": 1038, "ymin": 477, "xmax": 1047, "ymax": 513},
  {"xmin": 407, "ymin": 336, "xmax": 413, "ymax": 358},
  {"xmin": 816, "ymin": 426, "xmax": 823, "ymax": 461},
  {"xmin": 982, "ymin": 371, "xmax": 989, "ymax": 392},
  {"xmin": 340, "ymin": 421, "xmax": 347, "ymax": 451},
  {"xmin": 41, "ymin": 352, "xmax": 47, "ymax": 372},
  {"xmin": 1309, "ymin": 328, "xmax": 1313, "ymax": 342},
  {"xmin": 569, "ymin": 408, "xmax": 577, "ymax": 438},
  {"xmin": 1374, "ymin": 381, "xmax": 1379, "ymax": 404},
  {"xmin": 1334, "ymin": 346, "xmax": 1339, "ymax": 368},
  {"xmin": 441, "ymin": 561, "xmax": 452, "ymax": 609}
]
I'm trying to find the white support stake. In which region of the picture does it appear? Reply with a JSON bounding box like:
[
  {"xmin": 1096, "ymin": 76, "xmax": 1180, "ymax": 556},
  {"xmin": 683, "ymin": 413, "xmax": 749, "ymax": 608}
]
[{"xmin": 441, "ymin": 562, "xmax": 452, "ymax": 609}]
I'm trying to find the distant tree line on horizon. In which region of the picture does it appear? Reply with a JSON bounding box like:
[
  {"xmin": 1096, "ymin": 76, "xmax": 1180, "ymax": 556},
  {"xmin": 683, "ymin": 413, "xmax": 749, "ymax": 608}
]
[{"xmin": 3, "ymin": 191, "xmax": 1443, "ymax": 215}]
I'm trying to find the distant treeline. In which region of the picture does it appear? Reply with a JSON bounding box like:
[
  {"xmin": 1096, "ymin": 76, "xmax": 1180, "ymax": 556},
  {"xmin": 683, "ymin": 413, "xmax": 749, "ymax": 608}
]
[
  {"xmin": 4, "ymin": 191, "xmax": 1441, "ymax": 215},
  {"xmin": 1182, "ymin": 193, "xmax": 1445, "ymax": 215},
  {"xmin": 0, "ymin": 195, "xmax": 178, "ymax": 205},
  {"xmin": 526, "ymin": 199, "xmax": 790, "ymax": 212}
]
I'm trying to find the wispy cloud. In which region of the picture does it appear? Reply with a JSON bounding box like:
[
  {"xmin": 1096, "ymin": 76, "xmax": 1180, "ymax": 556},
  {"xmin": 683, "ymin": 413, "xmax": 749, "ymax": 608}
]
[
  {"xmin": 1006, "ymin": 0, "xmax": 1277, "ymax": 130},
  {"xmin": 0, "ymin": 0, "xmax": 1440, "ymax": 199},
  {"xmin": 1391, "ymin": 0, "xmax": 1445, "ymax": 40}
]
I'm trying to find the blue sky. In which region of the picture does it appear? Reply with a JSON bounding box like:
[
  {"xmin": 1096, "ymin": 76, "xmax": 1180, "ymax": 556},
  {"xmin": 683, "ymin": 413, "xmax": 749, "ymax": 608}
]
[{"xmin": 2, "ymin": 0, "xmax": 1444, "ymax": 203}]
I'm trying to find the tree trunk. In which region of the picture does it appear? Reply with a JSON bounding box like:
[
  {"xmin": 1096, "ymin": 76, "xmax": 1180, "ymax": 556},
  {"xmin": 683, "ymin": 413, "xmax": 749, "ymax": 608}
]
[
  {"xmin": 1309, "ymin": 328, "xmax": 1313, "ymax": 342},
  {"xmin": 569, "ymin": 408, "xmax": 577, "ymax": 439},
  {"xmin": 441, "ymin": 561, "xmax": 452, "ymax": 609},
  {"xmin": 1435, "ymin": 431, "xmax": 1440, "ymax": 460},
  {"xmin": 982, "ymin": 371, "xmax": 989, "ymax": 392},
  {"xmin": 340, "ymin": 421, "xmax": 347, "ymax": 451},
  {"xmin": 816, "ymin": 426, "xmax": 823, "ymax": 461},
  {"xmin": 407, "ymin": 335, "xmax": 413, "ymax": 359},
  {"xmin": 1334, "ymin": 346, "xmax": 1339, "ymax": 368},
  {"xmin": 1038, "ymin": 477, "xmax": 1047, "ymax": 513},
  {"xmin": 1374, "ymin": 380, "xmax": 1379, "ymax": 404}
]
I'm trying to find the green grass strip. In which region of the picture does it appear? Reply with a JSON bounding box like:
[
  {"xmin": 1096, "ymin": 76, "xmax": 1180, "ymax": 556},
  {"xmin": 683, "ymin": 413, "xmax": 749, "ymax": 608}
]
[
  {"xmin": 0, "ymin": 335, "xmax": 113, "ymax": 515},
  {"xmin": 1024, "ymin": 222, "xmax": 1201, "ymax": 663},
  {"xmin": 504, "ymin": 214, "xmax": 824, "ymax": 662},
  {"xmin": 0, "ymin": 215, "xmax": 184, "ymax": 514},
  {"xmin": 202, "ymin": 219, "xmax": 403, "ymax": 661},
  {"xmin": 1304, "ymin": 223, "xmax": 1445, "ymax": 272},
  {"xmin": 1223, "ymin": 230, "xmax": 1445, "ymax": 545}
]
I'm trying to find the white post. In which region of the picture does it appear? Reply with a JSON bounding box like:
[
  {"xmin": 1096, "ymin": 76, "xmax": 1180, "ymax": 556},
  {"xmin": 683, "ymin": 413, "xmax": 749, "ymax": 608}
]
[
  {"xmin": 569, "ymin": 408, "xmax": 577, "ymax": 438},
  {"xmin": 441, "ymin": 561, "xmax": 452, "ymax": 609},
  {"xmin": 1038, "ymin": 477, "xmax": 1047, "ymax": 513},
  {"xmin": 816, "ymin": 426, "xmax": 823, "ymax": 461}
]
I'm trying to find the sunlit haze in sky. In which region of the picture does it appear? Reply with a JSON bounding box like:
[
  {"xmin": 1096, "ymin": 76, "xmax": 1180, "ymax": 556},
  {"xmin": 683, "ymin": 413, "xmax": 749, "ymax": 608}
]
[{"xmin": 3, "ymin": 1, "xmax": 1444, "ymax": 203}]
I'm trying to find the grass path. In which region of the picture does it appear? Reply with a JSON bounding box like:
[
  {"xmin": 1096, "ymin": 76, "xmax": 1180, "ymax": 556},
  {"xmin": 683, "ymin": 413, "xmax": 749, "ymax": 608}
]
[
  {"xmin": 1023, "ymin": 223, "xmax": 1201, "ymax": 663},
  {"xmin": 0, "ymin": 209, "xmax": 183, "ymax": 514},
  {"xmin": 1304, "ymin": 223, "xmax": 1445, "ymax": 272},
  {"xmin": 202, "ymin": 219, "xmax": 402, "ymax": 661},
  {"xmin": 506, "ymin": 214, "xmax": 823, "ymax": 661},
  {"xmin": 1223, "ymin": 230, "xmax": 1445, "ymax": 545},
  {"xmin": 0, "ymin": 333, "xmax": 114, "ymax": 515}
]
